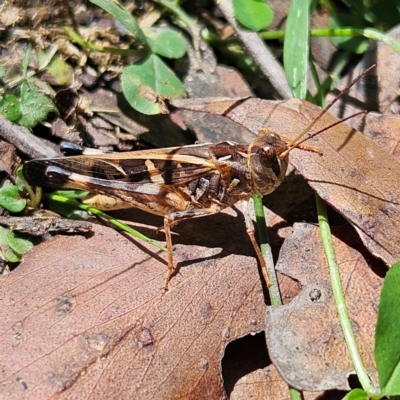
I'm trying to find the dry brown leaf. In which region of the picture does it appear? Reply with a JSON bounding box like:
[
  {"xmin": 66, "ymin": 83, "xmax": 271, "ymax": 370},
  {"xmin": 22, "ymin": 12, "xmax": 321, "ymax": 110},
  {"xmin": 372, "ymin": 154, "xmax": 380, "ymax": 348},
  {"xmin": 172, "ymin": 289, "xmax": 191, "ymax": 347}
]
[
  {"xmin": 323, "ymin": 28, "xmax": 400, "ymax": 160},
  {"xmin": 265, "ymin": 223, "xmax": 382, "ymax": 391},
  {"xmin": 0, "ymin": 211, "xmax": 267, "ymax": 400},
  {"xmin": 227, "ymin": 98, "xmax": 400, "ymax": 266},
  {"xmin": 327, "ymin": 26, "xmax": 400, "ymax": 116},
  {"xmin": 231, "ymin": 365, "xmax": 297, "ymax": 400},
  {"xmin": 230, "ymin": 365, "xmax": 326, "ymax": 400},
  {"xmin": 362, "ymin": 113, "xmax": 400, "ymax": 160},
  {"xmin": 171, "ymin": 96, "xmax": 255, "ymax": 144},
  {"xmin": 0, "ymin": 141, "xmax": 19, "ymax": 176},
  {"xmin": 81, "ymin": 89, "xmax": 190, "ymax": 149},
  {"xmin": 171, "ymin": 58, "xmax": 255, "ymax": 145},
  {"xmin": 216, "ymin": 66, "xmax": 253, "ymax": 99},
  {"xmin": 172, "ymin": 97, "xmax": 400, "ymax": 266}
]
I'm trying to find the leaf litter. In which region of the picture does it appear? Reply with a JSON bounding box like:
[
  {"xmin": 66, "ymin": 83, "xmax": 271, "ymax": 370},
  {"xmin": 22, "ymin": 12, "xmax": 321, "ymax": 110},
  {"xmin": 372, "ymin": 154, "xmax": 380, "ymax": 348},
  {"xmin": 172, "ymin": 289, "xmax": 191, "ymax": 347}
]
[
  {"xmin": 1, "ymin": 1, "xmax": 399, "ymax": 398},
  {"xmin": 0, "ymin": 211, "xmax": 268, "ymax": 399}
]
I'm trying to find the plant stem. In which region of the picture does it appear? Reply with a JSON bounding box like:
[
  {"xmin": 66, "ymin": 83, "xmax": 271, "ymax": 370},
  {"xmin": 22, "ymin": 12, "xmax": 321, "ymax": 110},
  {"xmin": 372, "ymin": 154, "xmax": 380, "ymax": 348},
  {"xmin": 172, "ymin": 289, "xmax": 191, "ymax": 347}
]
[
  {"xmin": 153, "ymin": 0, "xmax": 199, "ymax": 33},
  {"xmin": 361, "ymin": 27, "xmax": 400, "ymax": 54},
  {"xmin": 261, "ymin": 28, "xmax": 360, "ymax": 40},
  {"xmin": 89, "ymin": 0, "xmax": 149, "ymax": 47},
  {"xmin": 315, "ymin": 194, "xmax": 379, "ymax": 396},
  {"xmin": 65, "ymin": 27, "xmax": 144, "ymax": 56},
  {"xmin": 260, "ymin": 28, "xmax": 400, "ymax": 55},
  {"xmin": 252, "ymin": 196, "xmax": 281, "ymax": 306},
  {"xmin": 309, "ymin": 60, "xmax": 326, "ymax": 107},
  {"xmin": 252, "ymin": 197, "xmax": 303, "ymax": 400}
]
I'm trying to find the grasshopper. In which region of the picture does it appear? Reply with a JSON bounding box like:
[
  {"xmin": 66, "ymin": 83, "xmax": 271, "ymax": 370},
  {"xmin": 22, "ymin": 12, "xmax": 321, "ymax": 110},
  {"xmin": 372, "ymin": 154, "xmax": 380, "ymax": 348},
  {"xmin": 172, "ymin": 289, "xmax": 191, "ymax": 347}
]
[{"xmin": 22, "ymin": 68, "xmax": 373, "ymax": 290}]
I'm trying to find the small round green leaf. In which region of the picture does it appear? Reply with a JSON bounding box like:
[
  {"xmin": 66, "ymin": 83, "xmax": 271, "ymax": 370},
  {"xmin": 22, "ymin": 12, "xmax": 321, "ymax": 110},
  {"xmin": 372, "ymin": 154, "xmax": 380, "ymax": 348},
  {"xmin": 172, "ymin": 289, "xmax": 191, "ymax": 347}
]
[
  {"xmin": 233, "ymin": 0, "xmax": 273, "ymax": 32},
  {"xmin": 145, "ymin": 27, "xmax": 187, "ymax": 59},
  {"xmin": 0, "ymin": 185, "xmax": 26, "ymax": 213},
  {"xmin": 17, "ymin": 81, "xmax": 58, "ymax": 129},
  {"xmin": 341, "ymin": 388, "xmax": 368, "ymax": 400},
  {"xmin": 0, "ymin": 247, "xmax": 20, "ymax": 262},
  {"xmin": 45, "ymin": 56, "xmax": 74, "ymax": 86},
  {"xmin": 5, "ymin": 229, "xmax": 34, "ymax": 257},
  {"xmin": 375, "ymin": 262, "xmax": 400, "ymax": 395},
  {"xmin": 121, "ymin": 54, "xmax": 186, "ymax": 115},
  {"xmin": 0, "ymin": 94, "xmax": 20, "ymax": 121},
  {"xmin": 0, "ymin": 226, "xmax": 33, "ymax": 262}
]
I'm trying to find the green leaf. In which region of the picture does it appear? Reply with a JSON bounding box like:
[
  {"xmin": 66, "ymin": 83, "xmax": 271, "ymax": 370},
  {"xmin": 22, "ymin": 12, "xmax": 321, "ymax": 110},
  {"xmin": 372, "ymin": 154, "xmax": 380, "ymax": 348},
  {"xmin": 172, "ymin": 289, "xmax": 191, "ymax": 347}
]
[
  {"xmin": 359, "ymin": 27, "xmax": 400, "ymax": 56},
  {"xmin": 0, "ymin": 64, "xmax": 5, "ymax": 79},
  {"xmin": 0, "ymin": 94, "xmax": 20, "ymax": 121},
  {"xmin": 89, "ymin": 0, "xmax": 149, "ymax": 47},
  {"xmin": 16, "ymin": 81, "xmax": 58, "ymax": 129},
  {"xmin": 121, "ymin": 54, "xmax": 186, "ymax": 115},
  {"xmin": 0, "ymin": 185, "xmax": 26, "ymax": 213},
  {"xmin": 375, "ymin": 262, "xmax": 400, "ymax": 395},
  {"xmin": 145, "ymin": 27, "xmax": 187, "ymax": 59},
  {"xmin": 283, "ymin": 0, "xmax": 310, "ymax": 99},
  {"xmin": 0, "ymin": 226, "xmax": 34, "ymax": 262},
  {"xmin": 233, "ymin": 0, "xmax": 273, "ymax": 31},
  {"xmin": 0, "ymin": 231, "xmax": 20, "ymax": 263},
  {"xmin": 341, "ymin": 388, "xmax": 369, "ymax": 400},
  {"xmin": 44, "ymin": 55, "xmax": 74, "ymax": 86},
  {"xmin": 5, "ymin": 229, "xmax": 34, "ymax": 257}
]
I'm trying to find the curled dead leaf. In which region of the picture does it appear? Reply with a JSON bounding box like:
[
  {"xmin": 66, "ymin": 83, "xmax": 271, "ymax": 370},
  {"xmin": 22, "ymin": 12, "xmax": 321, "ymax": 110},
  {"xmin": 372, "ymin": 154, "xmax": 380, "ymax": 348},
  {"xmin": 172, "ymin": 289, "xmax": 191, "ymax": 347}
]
[{"xmin": 265, "ymin": 223, "xmax": 382, "ymax": 391}]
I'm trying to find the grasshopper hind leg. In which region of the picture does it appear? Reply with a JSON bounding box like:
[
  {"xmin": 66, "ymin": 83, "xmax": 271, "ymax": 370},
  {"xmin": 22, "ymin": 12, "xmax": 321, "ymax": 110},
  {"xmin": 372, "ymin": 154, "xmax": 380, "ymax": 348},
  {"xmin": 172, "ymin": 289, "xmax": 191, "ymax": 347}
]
[
  {"xmin": 243, "ymin": 200, "xmax": 272, "ymax": 288},
  {"xmin": 161, "ymin": 205, "xmax": 223, "ymax": 290}
]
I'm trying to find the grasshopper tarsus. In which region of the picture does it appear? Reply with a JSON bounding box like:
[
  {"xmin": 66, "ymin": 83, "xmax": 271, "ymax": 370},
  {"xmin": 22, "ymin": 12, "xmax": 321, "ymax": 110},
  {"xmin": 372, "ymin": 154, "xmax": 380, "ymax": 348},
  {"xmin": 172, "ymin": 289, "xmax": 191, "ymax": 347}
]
[
  {"xmin": 162, "ymin": 265, "xmax": 174, "ymax": 291},
  {"xmin": 246, "ymin": 226, "xmax": 272, "ymax": 287},
  {"xmin": 242, "ymin": 200, "xmax": 273, "ymax": 288}
]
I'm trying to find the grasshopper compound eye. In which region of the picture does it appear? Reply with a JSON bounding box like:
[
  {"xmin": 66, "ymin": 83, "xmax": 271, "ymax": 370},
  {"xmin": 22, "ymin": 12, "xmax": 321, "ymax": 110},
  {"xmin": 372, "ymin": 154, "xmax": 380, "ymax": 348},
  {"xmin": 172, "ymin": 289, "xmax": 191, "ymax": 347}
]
[{"xmin": 247, "ymin": 134, "xmax": 289, "ymax": 197}]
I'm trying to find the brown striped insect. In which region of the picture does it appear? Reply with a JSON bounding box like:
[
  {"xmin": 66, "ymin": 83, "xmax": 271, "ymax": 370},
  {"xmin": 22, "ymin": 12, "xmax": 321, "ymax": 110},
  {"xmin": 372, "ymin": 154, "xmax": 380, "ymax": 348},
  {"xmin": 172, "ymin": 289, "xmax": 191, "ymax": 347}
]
[{"xmin": 22, "ymin": 67, "xmax": 373, "ymax": 290}]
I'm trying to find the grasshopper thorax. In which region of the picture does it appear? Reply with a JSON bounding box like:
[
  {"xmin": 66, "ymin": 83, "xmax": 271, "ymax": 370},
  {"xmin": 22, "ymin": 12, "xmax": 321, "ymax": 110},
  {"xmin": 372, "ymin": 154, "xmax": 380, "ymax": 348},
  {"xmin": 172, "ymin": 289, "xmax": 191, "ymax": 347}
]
[{"xmin": 248, "ymin": 133, "xmax": 289, "ymax": 197}]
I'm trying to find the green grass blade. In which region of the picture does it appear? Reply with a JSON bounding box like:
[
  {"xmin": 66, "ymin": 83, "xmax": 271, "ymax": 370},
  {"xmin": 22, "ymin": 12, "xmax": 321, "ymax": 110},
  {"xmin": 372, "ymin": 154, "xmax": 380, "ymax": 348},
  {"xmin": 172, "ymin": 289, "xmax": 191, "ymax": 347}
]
[
  {"xmin": 375, "ymin": 262, "xmax": 400, "ymax": 395},
  {"xmin": 316, "ymin": 195, "xmax": 379, "ymax": 396},
  {"xmin": 46, "ymin": 193, "xmax": 167, "ymax": 252},
  {"xmin": 283, "ymin": 0, "xmax": 310, "ymax": 98},
  {"xmin": 89, "ymin": 0, "xmax": 149, "ymax": 47}
]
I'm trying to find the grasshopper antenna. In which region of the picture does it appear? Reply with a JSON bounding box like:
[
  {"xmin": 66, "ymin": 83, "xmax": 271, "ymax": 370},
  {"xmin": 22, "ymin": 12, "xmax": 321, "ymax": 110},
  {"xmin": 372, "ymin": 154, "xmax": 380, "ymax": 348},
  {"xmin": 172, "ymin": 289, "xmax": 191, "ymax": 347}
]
[
  {"xmin": 280, "ymin": 64, "xmax": 376, "ymax": 158},
  {"xmin": 290, "ymin": 110, "xmax": 367, "ymax": 151}
]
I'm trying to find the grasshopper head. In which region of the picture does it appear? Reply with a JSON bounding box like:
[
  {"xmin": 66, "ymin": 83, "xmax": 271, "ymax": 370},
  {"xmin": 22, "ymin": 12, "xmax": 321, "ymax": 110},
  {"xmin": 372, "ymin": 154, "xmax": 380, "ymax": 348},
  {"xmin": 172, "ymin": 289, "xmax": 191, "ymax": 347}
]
[{"xmin": 248, "ymin": 133, "xmax": 289, "ymax": 196}]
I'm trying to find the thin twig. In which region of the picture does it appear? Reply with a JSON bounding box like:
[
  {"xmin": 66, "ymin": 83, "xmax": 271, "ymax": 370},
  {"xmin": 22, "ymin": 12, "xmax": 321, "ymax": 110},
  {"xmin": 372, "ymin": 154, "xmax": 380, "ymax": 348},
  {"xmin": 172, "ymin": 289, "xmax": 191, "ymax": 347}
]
[
  {"xmin": 0, "ymin": 118, "xmax": 59, "ymax": 158},
  {"xmin": 217, "ymin": 0, "xmax": 292, "ymax": 100}
]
